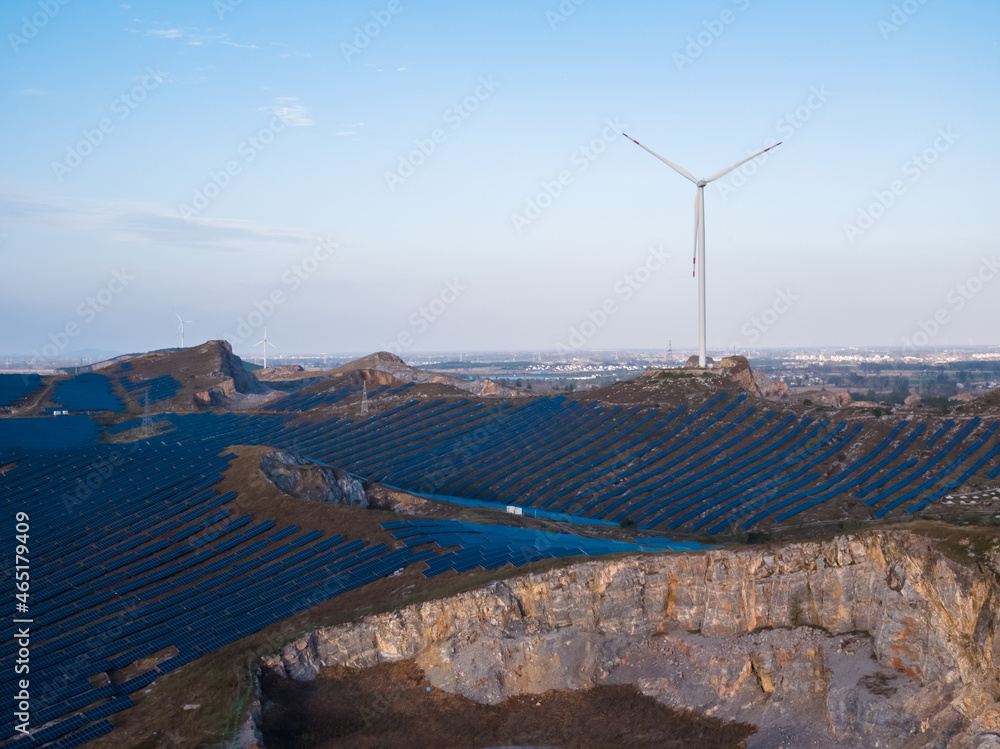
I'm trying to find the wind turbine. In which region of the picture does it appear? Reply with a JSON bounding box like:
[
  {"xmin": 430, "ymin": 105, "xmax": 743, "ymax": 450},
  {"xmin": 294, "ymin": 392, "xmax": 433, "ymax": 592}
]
[
  {"xmin": 174, "ymin": 311, "xmax": 197, "ymax": 348},
  {"xmin": 252, "ymin": 325, "xmax": 278, "ymax": 368},
  {"xmin": 623, "ymin": 134, "xmax": 781, "ymax": 368}
]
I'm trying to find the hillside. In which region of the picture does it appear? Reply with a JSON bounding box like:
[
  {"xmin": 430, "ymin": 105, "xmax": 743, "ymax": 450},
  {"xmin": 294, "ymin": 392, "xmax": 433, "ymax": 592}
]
[{"xmin": 4, "ymin": 348, "xmax": 1000, "ymax": 748}]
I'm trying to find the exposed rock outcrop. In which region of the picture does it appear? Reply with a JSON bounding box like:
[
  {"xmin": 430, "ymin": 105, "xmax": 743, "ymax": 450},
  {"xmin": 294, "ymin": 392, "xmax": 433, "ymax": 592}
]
[
  {"xmin": 259, "ymin": 451, "xmax": 368, "ymax": 507},
  {"xmin": 802, "ymin": 389, "xmax": 853, "ymax": 408},
  {"xmin": 684, "ymin": 355, "xmax": 717, "ymax": 369},
  {"xmin": 464, "ymin": 378, "xmax": 520, "ymax": 398},
  {"xmin": 254, "ymin": 365, "xmax": 305, "ymax": 382},
  {"xmin": 192, "ymin": 341, "xmax": 271, "ymax": 407},
  {"xmin": 718, "ymin": 356, "xmax": 789, "ymax": 399},
  {"xmin": 261, "ymin": 531, "xmax": 1000, "ymax": 749}
]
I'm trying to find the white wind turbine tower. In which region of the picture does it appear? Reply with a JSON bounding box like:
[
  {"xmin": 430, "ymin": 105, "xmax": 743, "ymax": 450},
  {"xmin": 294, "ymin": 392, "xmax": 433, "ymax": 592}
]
[
  {"xmin": 174, "ymin": 311, "xmax": 197, "ymax": 348},
  {"xmin": 252, "ymin": 325, "xmax": 278, "ymax": 369},
  {"xmin": 623, "ymin": 134, "xmax": 781, "ymax": 368}
]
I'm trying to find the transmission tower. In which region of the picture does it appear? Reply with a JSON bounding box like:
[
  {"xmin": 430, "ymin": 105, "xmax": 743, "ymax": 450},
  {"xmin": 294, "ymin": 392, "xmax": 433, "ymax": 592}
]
[{"xmin": 140, "ymin": 391, "xmax": 153, "ymax": 439}]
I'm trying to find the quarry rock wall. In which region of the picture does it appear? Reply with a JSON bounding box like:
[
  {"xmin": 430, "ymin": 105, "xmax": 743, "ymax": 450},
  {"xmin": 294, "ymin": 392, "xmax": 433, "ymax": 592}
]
[{"xmin": 254, "ymin": 532, "xmax": 1000, "ymax": 748}]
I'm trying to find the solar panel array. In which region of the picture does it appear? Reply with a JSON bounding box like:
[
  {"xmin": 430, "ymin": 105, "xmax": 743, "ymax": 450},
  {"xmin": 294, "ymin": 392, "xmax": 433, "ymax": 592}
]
[
  {"xmin": 0, "ymin": 416, "xmax": 101, "ymax": 451},
  {"xmin": 49, "ymin": 374, "xmax": 124, "ymax": 413},
  {"xmin": 139, "ymin": 393, "xmax": 1000, "ymax": 531},
  {"xmin": 3, "ymin": 378, "xmax": 998, "ymax": 745},
  {"xmin": 0, "ymin": 374, "xmax": 43, "ymax": 407},
  {"xmin": 0, "ymin": 440, "xmax": 437, "ymax": 747},
  {"xmin": 384, "ymin": 519, "xmax": 710, "ymax": 576}
]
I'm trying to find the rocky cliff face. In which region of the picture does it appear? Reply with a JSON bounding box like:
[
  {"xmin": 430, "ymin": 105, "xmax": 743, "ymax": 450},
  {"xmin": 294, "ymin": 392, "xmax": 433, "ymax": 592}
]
[
  {"xmin": 259, "ymin": 451, "xmax": 368, "ymax": 507},
  {"xmin": 193, "ymin": 341, "xmax": 272, "ymax": 407},
  {"xmin": 258, "ymin": 531, "xmax": 1000, "ymax": 748}
]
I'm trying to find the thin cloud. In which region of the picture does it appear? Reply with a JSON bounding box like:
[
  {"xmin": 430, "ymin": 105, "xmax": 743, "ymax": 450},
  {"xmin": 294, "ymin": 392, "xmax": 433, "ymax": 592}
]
[
  {"xmin": 147, "ymin": 28, "xmax": 184, "ymax": 38},
  {"xmin": 222, "ymin": 40, "xmax": 259, "ymax": 49},
  {"xmin": 259, "ymin": 97, "xmax": 315, "ymax": 127},
  {"xmin": 18, "ymin": 89, "xmax": 46, "ymax": 96},
  {"xmin": 0, "ymin": 193, "xmax": 326, "ymax": 252}
]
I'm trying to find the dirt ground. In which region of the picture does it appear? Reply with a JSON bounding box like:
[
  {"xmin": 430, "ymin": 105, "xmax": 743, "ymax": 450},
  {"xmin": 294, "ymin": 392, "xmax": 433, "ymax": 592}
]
[{"xmin": 259, "ymin": 660, "xmax": 755, "ymax": 749}]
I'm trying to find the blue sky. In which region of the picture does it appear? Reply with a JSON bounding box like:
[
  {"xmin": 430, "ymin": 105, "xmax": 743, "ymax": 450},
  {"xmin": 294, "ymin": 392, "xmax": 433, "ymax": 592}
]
[{"xmin": 1, "ymin": 0, "xmax": 998, "ymax": 359}]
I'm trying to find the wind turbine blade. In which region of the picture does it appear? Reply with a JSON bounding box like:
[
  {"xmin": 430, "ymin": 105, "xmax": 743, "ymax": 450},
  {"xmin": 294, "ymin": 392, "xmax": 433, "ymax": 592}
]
[
  {"xmin": 175, "ymin": 312, "xmax": 183, "ymax": 322},
  {"xmin": 176, "ymin": 323, "xmax": 183, "ymax": 335},
  {"xmin": 704, "ymin": 142, "xmax": 782, "ymax": 183},
  {"xmin": 693, "ymin": 189, "xmax": 702, "ymax": 278},
  {"xmin": 622, "ymin": 133, "xmax": 699, "ymax": 184}
]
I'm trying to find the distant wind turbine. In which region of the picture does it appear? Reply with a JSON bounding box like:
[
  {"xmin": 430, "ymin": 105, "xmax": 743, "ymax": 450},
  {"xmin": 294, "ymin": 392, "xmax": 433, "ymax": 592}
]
[
  {"xmin": 174, "ymin": 311, "xmax": 197, "ymax": 349},
  {"xmin": 623, "ymin": 134, "xmax": 781, "ymax": 368},
  {"xmin": 252, "ymin": 325, "xmax": 278, "ymax": 368}
]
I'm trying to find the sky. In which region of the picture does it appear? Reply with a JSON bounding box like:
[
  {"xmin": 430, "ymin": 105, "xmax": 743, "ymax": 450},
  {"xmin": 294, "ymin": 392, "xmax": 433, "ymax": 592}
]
[{"xmin": 1, "ymin": 0, "xmax": 998, "ymax": 360}]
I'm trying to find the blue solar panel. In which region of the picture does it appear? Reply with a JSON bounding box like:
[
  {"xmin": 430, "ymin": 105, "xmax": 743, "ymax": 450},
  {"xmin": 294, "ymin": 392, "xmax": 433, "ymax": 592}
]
[{"xmin": 51, "ymin": 373, "xmax": 124, "ymax": 412}]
